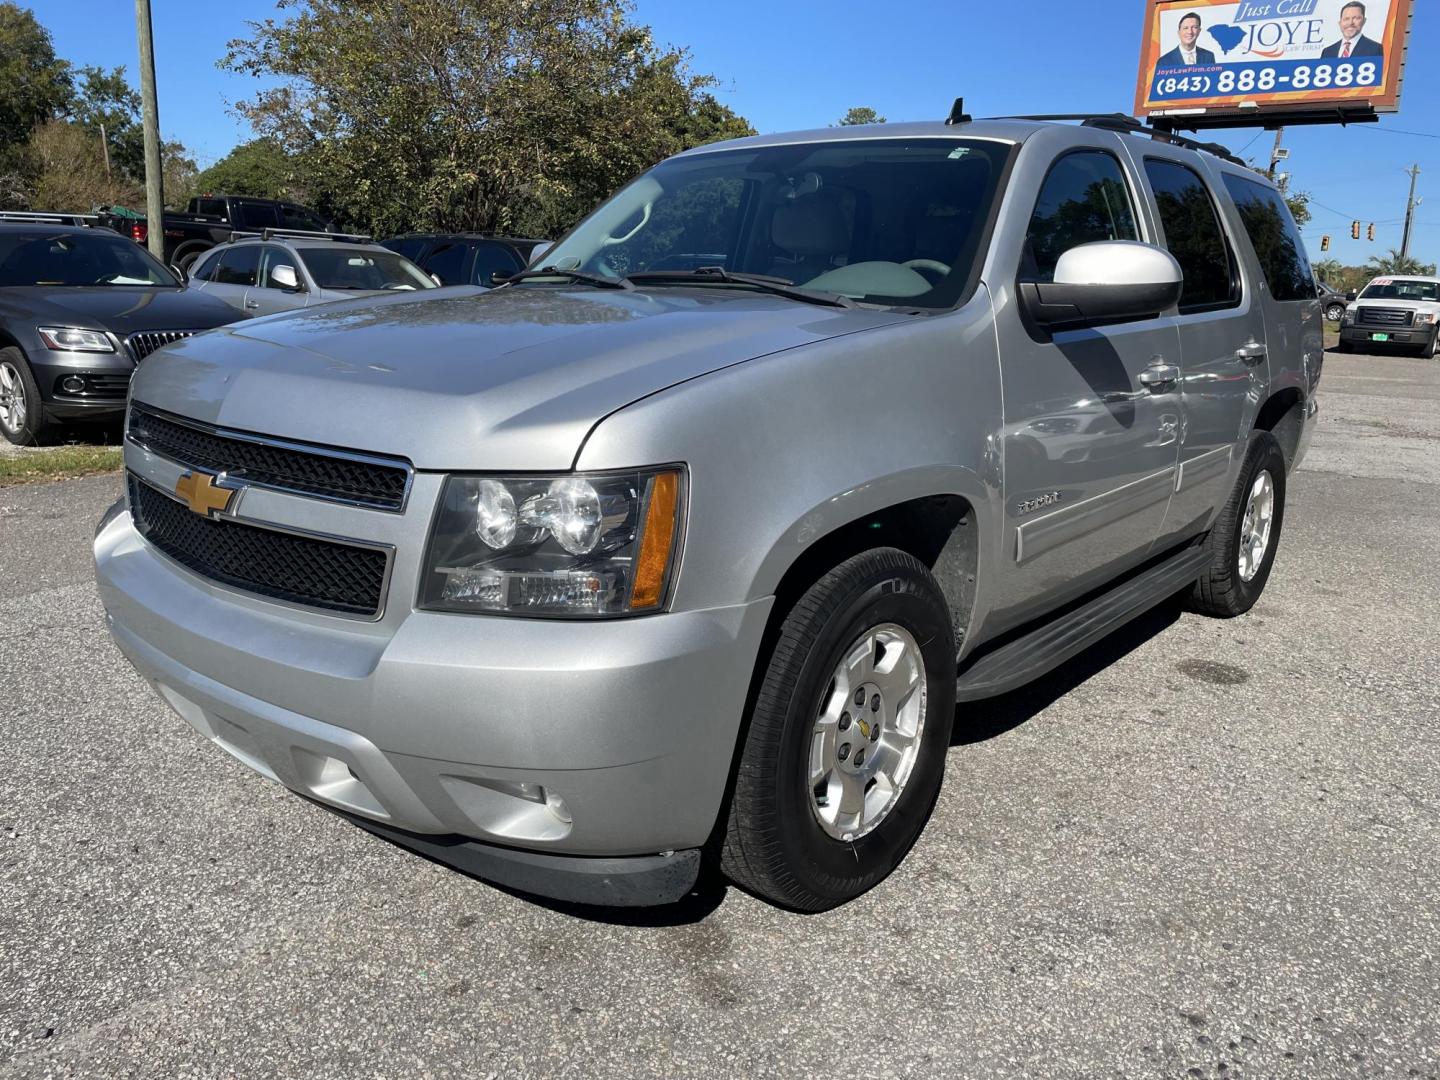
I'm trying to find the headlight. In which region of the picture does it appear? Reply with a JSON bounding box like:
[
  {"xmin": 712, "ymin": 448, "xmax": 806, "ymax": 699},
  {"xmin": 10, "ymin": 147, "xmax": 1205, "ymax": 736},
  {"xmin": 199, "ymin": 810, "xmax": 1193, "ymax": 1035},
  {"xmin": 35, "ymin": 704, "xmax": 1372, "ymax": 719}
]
[
  {"xmin": 37, "ymin": 327, "xmax": 115, "ymax": 352},
  {"xmin": 1341, "ymin": 308, "xmax": 1354, "ymax": 326},
  {"xmin": 1415, "ymin": 312, "xmax": 1437, "ymax": 325},
  {"xmin": 421, "ymin": 468, "xmax": 684, "ymax": 617}
]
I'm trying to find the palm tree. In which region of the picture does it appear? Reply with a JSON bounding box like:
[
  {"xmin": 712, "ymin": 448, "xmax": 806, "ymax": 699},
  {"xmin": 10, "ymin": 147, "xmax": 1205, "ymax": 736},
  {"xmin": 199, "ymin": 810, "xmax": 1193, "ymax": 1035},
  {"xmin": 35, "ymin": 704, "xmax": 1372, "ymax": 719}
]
[
  {"xmin": 1312, "ymin": 257, "xmax": 1343, "ymax": 284},
  {"xmin": 1365, "ymin": 248, "xmax": 1437, "ymax": 276}
]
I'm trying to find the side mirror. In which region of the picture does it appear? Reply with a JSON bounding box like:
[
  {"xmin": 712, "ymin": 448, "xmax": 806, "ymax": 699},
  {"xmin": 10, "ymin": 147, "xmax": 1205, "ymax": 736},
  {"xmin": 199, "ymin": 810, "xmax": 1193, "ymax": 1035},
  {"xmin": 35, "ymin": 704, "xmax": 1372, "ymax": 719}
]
[
  {"xmin": 271, "ymin": 264, "xmax": 302, "ymax": 291},
  {"xmin": 1346, "ymin": 290, "xmax": 1357, "ymax": 301},
  {"xmin": 526, "ymin": 241, "xmax": 553, "ymax": 267},
  {"xmin": 1019, "ymin": 241, "xmax": 1183, "ymax": 330}
]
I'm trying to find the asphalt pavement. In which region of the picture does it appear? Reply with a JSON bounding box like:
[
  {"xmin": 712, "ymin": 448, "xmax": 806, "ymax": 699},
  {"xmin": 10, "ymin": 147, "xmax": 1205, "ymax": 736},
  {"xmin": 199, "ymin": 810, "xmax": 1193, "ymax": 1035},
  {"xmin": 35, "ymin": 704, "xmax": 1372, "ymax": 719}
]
[{"xmin": 1, "ymin": 350, "xmax": 1437, "ymax": 1079}]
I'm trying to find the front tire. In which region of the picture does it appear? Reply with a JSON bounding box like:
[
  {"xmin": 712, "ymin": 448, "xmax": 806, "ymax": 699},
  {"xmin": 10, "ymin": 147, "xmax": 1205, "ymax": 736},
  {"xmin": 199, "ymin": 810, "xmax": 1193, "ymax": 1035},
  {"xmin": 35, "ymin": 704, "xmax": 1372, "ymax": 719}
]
[
  {"xmin": 721, "ymin": 548, "xmax": 956, "ymax": 911},
  {"xmin": 0, "ymin": 348, "xmax": 50, "ymax": 446},
  {"xmin": 1189, "ymin": 431, "xmax": 1287, "ymax": 618},
  {"xmin": 1421, "ymin": 330, "xmax": 1438, "ymax": 360}
]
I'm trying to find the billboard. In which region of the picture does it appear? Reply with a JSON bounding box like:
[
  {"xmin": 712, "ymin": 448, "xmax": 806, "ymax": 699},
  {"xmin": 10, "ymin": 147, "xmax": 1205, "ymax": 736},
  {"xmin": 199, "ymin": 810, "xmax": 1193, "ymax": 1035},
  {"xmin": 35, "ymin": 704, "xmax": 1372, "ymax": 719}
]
[{"xmin": 1135, "ymin": 0, "xmax": 1412, "ymax": 121}]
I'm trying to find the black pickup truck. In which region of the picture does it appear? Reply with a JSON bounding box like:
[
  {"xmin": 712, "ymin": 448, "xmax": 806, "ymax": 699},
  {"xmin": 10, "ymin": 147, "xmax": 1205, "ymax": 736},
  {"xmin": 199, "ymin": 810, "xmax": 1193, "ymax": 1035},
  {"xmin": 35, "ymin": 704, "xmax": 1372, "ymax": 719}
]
[{"xmin": 97, "ymin": 196, "xmax": 337, "ymax": 271}]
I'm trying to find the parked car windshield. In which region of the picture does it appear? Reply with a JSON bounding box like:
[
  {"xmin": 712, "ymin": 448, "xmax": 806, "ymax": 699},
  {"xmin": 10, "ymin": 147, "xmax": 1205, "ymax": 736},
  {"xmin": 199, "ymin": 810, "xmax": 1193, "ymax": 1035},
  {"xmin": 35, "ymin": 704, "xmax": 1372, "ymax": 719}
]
[
  {"xmin": 0, "ymin": 229, "xmax": 179, "ymax": 287},
  {"xmin": 299, "ymin": 248, "xmax": 436, "ymax": 291},
  {"xmin": 1359, "ymin": 278, "xmax": 1440, "ymax": 302},
  {"xmin": 540, "ymin": 138, "xmax": 1012, "ymax": 309}
]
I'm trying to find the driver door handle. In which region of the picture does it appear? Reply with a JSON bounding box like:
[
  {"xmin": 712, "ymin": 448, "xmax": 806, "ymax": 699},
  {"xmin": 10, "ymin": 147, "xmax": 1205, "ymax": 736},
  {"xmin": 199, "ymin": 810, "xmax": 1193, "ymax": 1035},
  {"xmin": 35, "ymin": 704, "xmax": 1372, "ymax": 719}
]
[
  {"xmin": 1139, "ymin": 362, "xmax": 1180, "ymax": 392},
  {"xmin": 1235, "ymin": 340, "xmax": 1267, "ymax": 364}
]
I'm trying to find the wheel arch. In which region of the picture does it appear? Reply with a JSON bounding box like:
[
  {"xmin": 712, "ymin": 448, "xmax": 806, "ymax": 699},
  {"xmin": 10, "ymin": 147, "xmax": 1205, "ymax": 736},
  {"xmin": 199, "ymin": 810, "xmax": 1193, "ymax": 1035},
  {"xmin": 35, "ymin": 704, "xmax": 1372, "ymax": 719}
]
[{"xmin": 1253, "ymin": 387, "xmax": 1306, "ymax": 471}]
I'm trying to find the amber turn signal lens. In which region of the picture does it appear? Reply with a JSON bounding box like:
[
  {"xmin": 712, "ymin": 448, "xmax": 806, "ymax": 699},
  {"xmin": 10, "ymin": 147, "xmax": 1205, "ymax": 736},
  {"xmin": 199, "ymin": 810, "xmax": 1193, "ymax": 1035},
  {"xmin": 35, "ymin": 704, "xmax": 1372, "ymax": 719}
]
[{"xmin": 630, "ymin": 471, "xmax": 681, "ymax": 610}]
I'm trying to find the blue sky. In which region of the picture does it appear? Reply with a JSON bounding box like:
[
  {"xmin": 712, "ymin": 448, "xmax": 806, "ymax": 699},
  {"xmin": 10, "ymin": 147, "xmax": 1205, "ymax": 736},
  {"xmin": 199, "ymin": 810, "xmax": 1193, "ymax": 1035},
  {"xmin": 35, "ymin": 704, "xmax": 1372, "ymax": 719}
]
[{"xmin": 30, "ymin": 0, "xmax": 1440, "ymax": 268}]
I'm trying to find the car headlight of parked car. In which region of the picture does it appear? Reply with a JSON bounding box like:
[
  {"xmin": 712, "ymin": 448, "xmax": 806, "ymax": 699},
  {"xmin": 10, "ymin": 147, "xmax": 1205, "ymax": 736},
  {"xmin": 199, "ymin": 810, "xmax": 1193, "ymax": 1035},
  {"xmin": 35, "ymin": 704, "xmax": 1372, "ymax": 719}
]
[
  {"xmin": 1340, "ymin": 308, "xmax": 1354, "ymax": 326},
  {"xmin": 37, "ymin": 327, "xmax": 115, "ymax": 352},
  {"xmin": 1415, "ymin": 312, "xmax": 1437, "ymax": 325},
  {"xmin": 420, "ymin": 468, "xmax": 685, "ymax": 617}
]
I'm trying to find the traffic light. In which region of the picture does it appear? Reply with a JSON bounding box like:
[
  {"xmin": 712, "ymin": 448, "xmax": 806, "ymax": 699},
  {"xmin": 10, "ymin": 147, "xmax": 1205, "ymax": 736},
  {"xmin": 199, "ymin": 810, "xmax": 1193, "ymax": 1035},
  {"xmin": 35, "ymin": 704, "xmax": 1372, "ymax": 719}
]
[
  {"xmin": 1351, "ymin": 221, "xmax": 1361, "ymax": 239},
  {"xmin": 1321, "ymin": 235, "xmax": 1331, "ymax": 251},
  {"xmin": 1367, "ymin": 223, "xmax": 1376, "ymax": 241}
]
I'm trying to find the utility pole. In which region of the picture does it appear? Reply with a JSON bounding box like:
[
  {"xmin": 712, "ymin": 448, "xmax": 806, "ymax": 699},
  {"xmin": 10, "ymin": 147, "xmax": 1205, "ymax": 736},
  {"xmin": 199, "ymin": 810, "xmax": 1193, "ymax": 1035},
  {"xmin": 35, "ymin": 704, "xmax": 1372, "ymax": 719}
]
[
  {"xmin": 1400, "ymin": 163, "xmax": 1421, "ymax": 260},
  {"xmin": 1267, "ymin": 127, "xmax": 1286, "ymax": 181},
  {"xmin": 134, "ymin": 0, "xmax": 164, "ymax": 260},
  {"xmin": 99, "ymin": 122, "xmax": 111, "ymax": 180}
]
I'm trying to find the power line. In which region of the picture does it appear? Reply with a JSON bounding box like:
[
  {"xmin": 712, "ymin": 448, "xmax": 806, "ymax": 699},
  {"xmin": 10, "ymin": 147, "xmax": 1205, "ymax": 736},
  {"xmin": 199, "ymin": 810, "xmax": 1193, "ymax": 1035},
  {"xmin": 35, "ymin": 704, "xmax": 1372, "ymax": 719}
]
[{"xmin": 1355, "ymin": 126, "xmax": 1440, "ymax": 140}]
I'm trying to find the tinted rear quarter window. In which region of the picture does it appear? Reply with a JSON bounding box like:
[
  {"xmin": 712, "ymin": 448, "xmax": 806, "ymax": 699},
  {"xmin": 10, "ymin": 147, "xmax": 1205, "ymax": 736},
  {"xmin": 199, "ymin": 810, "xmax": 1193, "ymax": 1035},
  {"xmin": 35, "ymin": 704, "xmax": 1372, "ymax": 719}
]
[
  {"xmin": 1144, "ymin": 159, "xmax": 1236, "ymax": 312},
  {"xmin": 214, "ymin": 245, "xmax": 260, "ymax": 286},
  {"xmin": 385, "ymin": 237, "xmax": 429, "ymax": 263},
  {"xmin": 1221, "ymin": 174, "xmax": 1314, "ymax": 302},
  {"xmin": 424, "ymin": 242, "xmax": 470, "ymax": 285},
  {"xmin": 1025, "ymin": 151, "xmax": 1139, "ymax": 281},
  {"xmin": 236, "ymin": 202, "xmax": 279, "ymax": 230},
  {"xmin": 472, "ymin": 241, "xmax": 523, "ymax": 285}
]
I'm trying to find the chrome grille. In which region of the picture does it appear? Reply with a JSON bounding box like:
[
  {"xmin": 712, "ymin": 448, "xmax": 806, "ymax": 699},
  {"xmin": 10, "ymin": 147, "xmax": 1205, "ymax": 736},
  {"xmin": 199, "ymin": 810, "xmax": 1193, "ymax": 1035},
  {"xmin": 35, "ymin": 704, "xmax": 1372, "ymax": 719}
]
[
  {"xmin": 1356, "ymin": 307, "xmax": 1415, "ymax": 328},
  {"xmin": 127, "ymin": 404, "xmax": 411, "ymax": 511},
  {"xmin": 127, "ymin": 330, "xmax": 200, "ymax": 361},
  {"xmin": 128, "ymin": 475, "xmax": 389, "ymax": 617}
]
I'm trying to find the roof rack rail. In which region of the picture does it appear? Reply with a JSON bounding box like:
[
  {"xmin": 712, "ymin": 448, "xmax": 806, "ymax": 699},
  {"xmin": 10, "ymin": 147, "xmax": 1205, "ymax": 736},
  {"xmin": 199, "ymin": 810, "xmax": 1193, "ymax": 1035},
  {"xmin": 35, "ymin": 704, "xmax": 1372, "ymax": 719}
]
[
  {"xmin": 993, "ymin": 113, "xmax": 1248, "ymax": 168},
  {"xmin": 0, "ymin": 210, "xmax": 102, "ymax": 226},
  {"xmin": 228, "ymin": 227, "xmax": 373, "ymax": 244}
]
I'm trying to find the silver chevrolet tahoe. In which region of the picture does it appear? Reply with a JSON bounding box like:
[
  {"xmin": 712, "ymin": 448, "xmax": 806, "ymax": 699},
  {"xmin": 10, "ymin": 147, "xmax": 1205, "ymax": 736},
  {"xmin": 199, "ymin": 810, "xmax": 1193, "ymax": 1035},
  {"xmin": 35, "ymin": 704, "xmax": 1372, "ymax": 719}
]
[{"xmin": 94, "ymin": 113, "xmax": 1322, "ymax": 911}]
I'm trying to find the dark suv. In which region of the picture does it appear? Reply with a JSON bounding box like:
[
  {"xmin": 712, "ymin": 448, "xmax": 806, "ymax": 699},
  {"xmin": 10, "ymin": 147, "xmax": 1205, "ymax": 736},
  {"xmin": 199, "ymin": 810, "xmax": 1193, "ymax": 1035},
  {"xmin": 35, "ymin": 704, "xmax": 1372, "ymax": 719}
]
[
  {"xmin": 0, "ymin": 224, "xmax": 241, "ymax": 444},
  {"xmin": 380, "ymin": 234, "xmax": 549, "ymax": 286}
]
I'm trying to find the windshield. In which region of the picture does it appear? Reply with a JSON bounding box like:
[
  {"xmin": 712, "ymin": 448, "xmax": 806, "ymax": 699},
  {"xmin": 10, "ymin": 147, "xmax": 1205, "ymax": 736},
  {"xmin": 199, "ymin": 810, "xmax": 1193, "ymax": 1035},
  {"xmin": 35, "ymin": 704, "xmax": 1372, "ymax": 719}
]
[
  {"xmin": 1359, "ymin": 278, "xmax": 1440, "ymax": 302},
  {"xmin": 540, "ymin": 138, "xmax": 1011, "ymax": 309},
  {"xmin": 299, "ymin": 248, "xmax": 436, "ymax": 291},
  {"xmin": 0, "ymin": 229, "xmax": 178, "ymax": 287}
]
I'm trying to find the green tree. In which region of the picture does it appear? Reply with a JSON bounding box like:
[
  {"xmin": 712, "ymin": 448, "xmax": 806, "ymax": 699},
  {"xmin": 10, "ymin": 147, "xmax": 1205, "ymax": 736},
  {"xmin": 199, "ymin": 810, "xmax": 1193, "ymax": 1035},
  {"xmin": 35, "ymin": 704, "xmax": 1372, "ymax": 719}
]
[
  {"xmin": 1311, "ymin": 257, "xmax": 1343, "ymax": 284},
  {"xmin": 0, "ymin": 1, "xmax": 73, "ymax": 191},
  {"xmin": 69, "ymin": 65, "xmax": 145, "ymax": 179},
  {"xmin": 836, "ymin": 106, "xmax": 885, "ymax": 126},
  {"xmin": 221, "ymin": 0, "xmax": 754, "ymax": 238},
  {"xmin": 192, "ymin": 138, "xmax": 298, "ymax": 201},
  {"xmin": 25, "ymin": 119, "xmax": 138, "ymax": 212},
  {"xmin": 1365, "ymin": 248, "xmax": 1437, "ymax": 276}
]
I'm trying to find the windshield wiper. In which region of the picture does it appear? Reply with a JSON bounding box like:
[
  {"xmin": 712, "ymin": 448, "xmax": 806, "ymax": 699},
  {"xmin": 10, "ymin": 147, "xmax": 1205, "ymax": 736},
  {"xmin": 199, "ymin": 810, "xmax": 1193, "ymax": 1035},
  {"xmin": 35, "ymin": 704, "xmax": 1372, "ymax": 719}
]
[
  {"xmin": 494, "ymin": 266, "xmax": 633, "ymax": 290},
  {"xmin": 626, "ymin": 266, "xmax": 854, "ymax": 308}
]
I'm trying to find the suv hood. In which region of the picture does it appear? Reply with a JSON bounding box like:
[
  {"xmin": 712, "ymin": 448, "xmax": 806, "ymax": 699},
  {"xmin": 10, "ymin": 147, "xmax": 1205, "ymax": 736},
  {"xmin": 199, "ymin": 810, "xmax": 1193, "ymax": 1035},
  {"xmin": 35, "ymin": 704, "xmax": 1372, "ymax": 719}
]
[
  {"xmin": 130, "ymin": 286, "xmax": 906, "ymax": 470},
  {"xmin": 1, "ymin": 287, "xmax": 241, "ymax": 334}
]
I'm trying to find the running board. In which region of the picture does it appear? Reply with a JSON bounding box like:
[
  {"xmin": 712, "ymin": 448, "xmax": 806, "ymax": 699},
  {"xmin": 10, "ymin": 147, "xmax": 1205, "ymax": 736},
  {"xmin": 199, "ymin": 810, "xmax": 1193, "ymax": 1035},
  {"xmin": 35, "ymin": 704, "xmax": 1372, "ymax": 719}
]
[{"xmin": 955, "ymin": 547, "xmax": 1211, "ymax": 702}]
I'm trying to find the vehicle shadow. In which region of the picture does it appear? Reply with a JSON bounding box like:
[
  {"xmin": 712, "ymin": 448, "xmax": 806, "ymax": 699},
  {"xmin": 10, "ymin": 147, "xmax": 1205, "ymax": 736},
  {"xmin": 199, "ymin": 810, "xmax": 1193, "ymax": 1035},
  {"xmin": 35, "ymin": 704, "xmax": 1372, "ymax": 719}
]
[{"xmin": 952, "ymin": 599, "xmax": 1182, "ymax": 746}]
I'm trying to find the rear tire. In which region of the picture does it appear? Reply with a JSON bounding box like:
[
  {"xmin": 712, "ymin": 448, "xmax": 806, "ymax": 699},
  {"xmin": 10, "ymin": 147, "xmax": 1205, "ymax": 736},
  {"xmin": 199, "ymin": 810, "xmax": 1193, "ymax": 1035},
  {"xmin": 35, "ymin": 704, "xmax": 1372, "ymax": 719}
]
[
  {"xmin": 721, "ymin": 548, "xmax": 956, "ymax": 911},
  {"xmin": 1189, "ymin": 431, "xmax": 1287, "ymax": 618},
  {"xmin": 0, "ymin": 347, "xmax": 51, "ymax": 446},
  {"xmin": 1325, "ymin": 303, "xmax": 1346, "ymax": 323}
]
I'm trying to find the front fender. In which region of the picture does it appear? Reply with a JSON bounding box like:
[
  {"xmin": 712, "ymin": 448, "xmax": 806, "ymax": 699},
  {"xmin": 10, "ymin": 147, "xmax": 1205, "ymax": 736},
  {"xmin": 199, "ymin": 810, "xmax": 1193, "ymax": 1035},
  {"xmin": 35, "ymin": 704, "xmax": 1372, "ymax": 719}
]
[{"xmin": 576, "ymin": 291, "xmax": 1005, "ymax": 616}]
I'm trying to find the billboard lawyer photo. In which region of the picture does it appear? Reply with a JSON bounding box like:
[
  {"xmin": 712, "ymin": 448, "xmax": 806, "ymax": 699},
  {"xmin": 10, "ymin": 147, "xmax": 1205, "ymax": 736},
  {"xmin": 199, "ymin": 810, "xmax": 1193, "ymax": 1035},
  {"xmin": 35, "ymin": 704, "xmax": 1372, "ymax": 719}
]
[
  {"xmin": 1157, "ymin": 11, "xmax": 1217, "ymax": 68},
  {"xmin": 1322, "ymin": 1, "xmax": 1383, "ymax": 58}
]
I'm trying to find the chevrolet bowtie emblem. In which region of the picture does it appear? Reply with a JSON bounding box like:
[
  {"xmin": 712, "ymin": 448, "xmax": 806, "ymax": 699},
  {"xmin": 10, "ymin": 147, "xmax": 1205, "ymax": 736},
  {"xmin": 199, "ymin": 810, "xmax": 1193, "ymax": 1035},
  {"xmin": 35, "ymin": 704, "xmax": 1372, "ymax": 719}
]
[{"xmin": 174, "ymin": 470, "xmax": 236, "ymax": 518}]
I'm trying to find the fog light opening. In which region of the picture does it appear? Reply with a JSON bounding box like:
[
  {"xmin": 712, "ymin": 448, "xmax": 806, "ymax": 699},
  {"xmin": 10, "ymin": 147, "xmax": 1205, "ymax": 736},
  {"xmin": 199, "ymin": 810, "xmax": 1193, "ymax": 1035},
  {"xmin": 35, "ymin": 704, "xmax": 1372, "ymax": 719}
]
[{"xmin": 61, "ymin": 375, "xmax": 86, "ymax": 394}]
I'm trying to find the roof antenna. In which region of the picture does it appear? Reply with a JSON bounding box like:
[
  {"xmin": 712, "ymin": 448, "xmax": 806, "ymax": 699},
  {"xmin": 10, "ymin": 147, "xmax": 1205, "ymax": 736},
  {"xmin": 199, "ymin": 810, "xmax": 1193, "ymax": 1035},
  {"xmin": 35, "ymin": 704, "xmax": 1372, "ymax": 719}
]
[{"xmin": 945, "ymin": 98, "xmax": 971, "ymax": 126}]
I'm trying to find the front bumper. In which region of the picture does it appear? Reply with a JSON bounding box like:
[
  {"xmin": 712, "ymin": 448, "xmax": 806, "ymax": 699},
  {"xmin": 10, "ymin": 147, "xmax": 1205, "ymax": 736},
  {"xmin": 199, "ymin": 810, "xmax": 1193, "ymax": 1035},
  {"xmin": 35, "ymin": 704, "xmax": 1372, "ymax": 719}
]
[
  {"xmin": 32, "ymin": 347, "xmax": 136, "ymax": 414},
  {"xmin": 95, "ymin": 503, "xmax": 772, "ymax": 897},
  {"xmin": 1340, "ymin": 325, "xmax": 1436, "ymax": 348}
]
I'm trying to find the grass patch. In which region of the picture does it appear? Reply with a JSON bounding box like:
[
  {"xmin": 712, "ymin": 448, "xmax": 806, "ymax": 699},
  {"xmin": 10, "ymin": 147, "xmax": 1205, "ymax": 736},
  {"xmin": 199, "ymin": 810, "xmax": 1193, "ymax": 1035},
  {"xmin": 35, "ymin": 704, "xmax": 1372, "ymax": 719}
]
[{"xmin": 0, "ymin": 445, "xmax": 123, "ymax": 486}]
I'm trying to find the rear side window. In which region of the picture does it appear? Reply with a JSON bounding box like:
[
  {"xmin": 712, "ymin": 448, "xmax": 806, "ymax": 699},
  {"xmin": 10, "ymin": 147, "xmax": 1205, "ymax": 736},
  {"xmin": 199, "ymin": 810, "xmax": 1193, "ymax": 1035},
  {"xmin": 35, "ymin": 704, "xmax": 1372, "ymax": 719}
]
[
  {"xmin": 1025, "ymin": 151, "xmax": 1139, "ymax": 281},
  {"xmin": 191, "ymin": 249, "xmax": 223, "ymax": 282},
  {"xmin": 213, "ymin": 245, "xmax": 260, "ymax": 286},
  {"xmin": 194, "ymin": 198, "xmax": 226, "ymax": 218},
  {"xmin": 1221, "ymin": 174, "xmax": 1315, "ymax": 302},
  {"xmin": 385, "ymin": 237, "xmax": 429, "ymax": 263},
  {"xmin": 471, "ymin": 241, "xmax": 524, "ymax": 285},
  {"xmin": 1144, "ymin": 159, "xmax": 1237, "ymax": 313},
  {"xmin": 236, "ymin": 202, "xmax": 279, "ymax": 229},
  {"xmin": 424, "ymin": 242, "xmax": 470, "ymax": 285}
]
